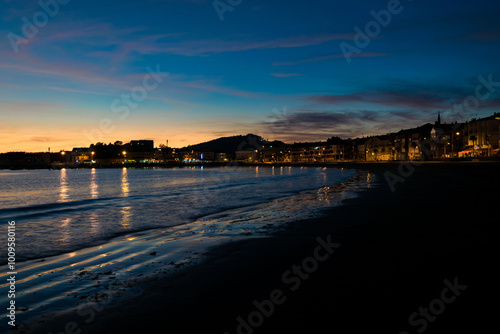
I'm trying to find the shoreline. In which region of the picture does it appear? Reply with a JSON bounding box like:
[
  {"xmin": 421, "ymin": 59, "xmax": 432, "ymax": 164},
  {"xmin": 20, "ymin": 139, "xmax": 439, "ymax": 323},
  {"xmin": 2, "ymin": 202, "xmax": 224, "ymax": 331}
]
[
  {"xmin": 0, "ymin": 166, "xmax": 361, "ymax": 264},
  {"xmin": 5, "ymin": 167, "xmax": 370, "ymax": 333},
  {"xmin": 13, "ymin": 162, "xmax": 498, "ymax": 333},
  {"xmin": 1, "ymin": 157, "xmax": 499, "ymax": 170}
]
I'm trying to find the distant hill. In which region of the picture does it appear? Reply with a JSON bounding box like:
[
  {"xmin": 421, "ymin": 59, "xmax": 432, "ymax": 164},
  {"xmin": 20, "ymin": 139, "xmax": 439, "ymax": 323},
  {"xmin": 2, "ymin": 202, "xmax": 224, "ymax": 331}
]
[{"xmin": 181, "ymin": 134, "xmax": 271, "ymax": 153}]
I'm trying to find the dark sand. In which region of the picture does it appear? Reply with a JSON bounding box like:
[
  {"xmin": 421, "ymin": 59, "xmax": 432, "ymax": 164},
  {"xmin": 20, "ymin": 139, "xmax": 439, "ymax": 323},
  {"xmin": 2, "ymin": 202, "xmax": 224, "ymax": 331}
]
[{"xmin": 27, "ymin": 162, "xmax": 497, "ymax": 334}]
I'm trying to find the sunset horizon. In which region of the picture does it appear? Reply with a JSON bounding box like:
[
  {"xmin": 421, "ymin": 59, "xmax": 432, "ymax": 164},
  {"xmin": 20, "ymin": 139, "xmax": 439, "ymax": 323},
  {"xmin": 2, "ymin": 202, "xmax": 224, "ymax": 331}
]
[
  {"xmin": 1, "ymin": 1, "xmax": 498, "ymax": 333},
  {"xmin": 2, "ymin": 0, "xmax": 500, "ymax": 153}
]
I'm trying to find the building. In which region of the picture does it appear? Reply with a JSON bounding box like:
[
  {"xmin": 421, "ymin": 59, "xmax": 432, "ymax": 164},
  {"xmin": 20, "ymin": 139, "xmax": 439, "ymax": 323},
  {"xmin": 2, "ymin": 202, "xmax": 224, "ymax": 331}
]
[
  {"xmin": 123, "ymin": 140, "xmax": 155, "ymax": 162},
  {"xmin": 364, "ymin": 136, "xmax": 393, "ymax": 161},
  {"xmin": 430, "ymin": 124, "xmax": 464, "ymax": 158},
  {"xmin": 235, "ymin": 149, "xmax": 258, "ymax": 162},
  {"xmin": 392, "ymin": 123, "xmax": 434, "ymax": 161},
  {"xmin": 127, "ymin": 140, "xmax": 154, "ymax": 151},
  {"xmin": 179, "ymin": 150, "xmax": 215, "ymax": 162},
  {"xmin": 460, "ymin": 113, "xmax": 500, "ymax": 157},
  {"xmin": 259, "ymin": 142, "xmax": 289, "ymax": 163},
  {"xmin": 70, "ymin": 148, "xmax": 94, "ymax": 164},
  {"xmin": 290, "ymin": 142, "xmax": 347, "ymax": 163},
  {"xmin": 216, "ymin": 152, "xmax": 229, "ymax": 162},
  {"xmin": 0, "ymin": 152, "xmax": 51, "ymax": 168}
]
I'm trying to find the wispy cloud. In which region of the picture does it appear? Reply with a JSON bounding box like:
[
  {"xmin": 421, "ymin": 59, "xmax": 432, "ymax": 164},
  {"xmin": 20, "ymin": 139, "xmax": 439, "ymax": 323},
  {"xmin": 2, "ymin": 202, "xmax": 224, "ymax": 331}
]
[
  {"xmin": 0, "ymin": 100, "xmax": 66, "ymax": 114},
  {"xmin": 46, "ymin": 86, "xmax": 113, "ymax": 96},
  {"xmin": 259, "ymin": 107, "xmax": 442, "ymax": 143},
  {"xmin": 26, "ymin": 136, "xmax": 67, "ymax": 143},
  {"xmin": 304, "ymin": 90, "xmax": 448, "ymax": 110},
  {"xmin": 146, "ymin": 33, "xmax": 355, "ymax": 56},
  {"xmin": 273, "ymin": 52, "xmax": 388, "ymax": 66},
  {"xmin": 259, "ymin": 110, "xmax": 382, "ymax": 142},
  {"xmin": 270, "ymin": 73, "xmax": 304, "ymax": 78}
]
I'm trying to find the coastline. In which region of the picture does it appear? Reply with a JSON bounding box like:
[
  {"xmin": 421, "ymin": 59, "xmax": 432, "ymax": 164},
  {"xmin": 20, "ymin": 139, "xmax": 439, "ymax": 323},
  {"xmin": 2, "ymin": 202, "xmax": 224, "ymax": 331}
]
[
  {"xmin": 1, "ymin": 156, "xmax": 499, "ymax": 170},
  {"xmin": 8, "ymin": 166, "xmax": 367, "ymax": 333},
  {"xmin": 18, "ymin": 162, "xmax": 497, "ymax": 333}
]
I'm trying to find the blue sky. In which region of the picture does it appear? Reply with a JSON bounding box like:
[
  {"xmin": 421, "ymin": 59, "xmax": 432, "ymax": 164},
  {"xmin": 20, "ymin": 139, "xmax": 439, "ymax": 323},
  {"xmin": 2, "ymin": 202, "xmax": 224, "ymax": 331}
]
[{"xmin": 1, "ymin": 0, "xmax": 500, "ymax": 151}]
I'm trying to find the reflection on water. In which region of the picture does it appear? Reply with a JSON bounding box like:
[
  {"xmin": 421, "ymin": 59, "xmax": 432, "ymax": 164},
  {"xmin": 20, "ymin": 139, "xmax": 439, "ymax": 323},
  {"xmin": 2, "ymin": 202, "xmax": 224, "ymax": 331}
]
[
  {"xmin": 1, "ymin": 166, "xmax": 363, "ymax": 265},
  {"xmin": 121, "ymin": 167, "xmax": 129, "ymax": 197},
  {"xmin": 88, "ymin": 169, "xmax": 101, "ymax": 233},
  {"xmin": 0, "ymin": 167, "xmax": 377, "ymax": 330},
  {"xmin": 121, "ymin": 206, "xmax": 132, "ymax": 229},
  {"xmin": 90, "ymin": 168, "xmax": 98, "ymax": 199},
  {"xmin": 317, "ymin": 171, "xmax": 327, "ymax": 185},
  {"xmin": 89, "ymin": 211, "xmax": 100, "ymax": 234},
  {"xmin": 58, "ymin": 169, "xmax": 69, "ymax": 202},
  {"xmin": 58, "ymin": 217, "xmax": 71, "ymax": 244},
  {"xmin": 120, "ymin": 168, "xmax": 131, "ymax": 228}
]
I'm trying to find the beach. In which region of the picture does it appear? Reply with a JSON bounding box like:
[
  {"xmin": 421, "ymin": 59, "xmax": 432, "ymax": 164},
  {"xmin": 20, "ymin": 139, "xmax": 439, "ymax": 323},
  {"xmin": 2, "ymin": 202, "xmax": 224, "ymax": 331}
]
[{"xmin": 17, "ymin": 162, "xmax": 497, "ymax": 333}]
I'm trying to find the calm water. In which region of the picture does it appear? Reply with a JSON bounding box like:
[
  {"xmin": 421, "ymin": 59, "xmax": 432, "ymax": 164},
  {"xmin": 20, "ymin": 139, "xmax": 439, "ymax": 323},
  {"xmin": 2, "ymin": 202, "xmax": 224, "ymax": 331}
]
[{"xmin": 0, "ymin": 166, "xmax": 358, "ymax": 263}]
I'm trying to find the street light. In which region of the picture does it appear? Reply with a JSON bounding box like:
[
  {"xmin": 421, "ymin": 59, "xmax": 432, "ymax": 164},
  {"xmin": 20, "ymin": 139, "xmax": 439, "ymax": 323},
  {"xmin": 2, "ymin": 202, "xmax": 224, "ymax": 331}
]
[
  {"xmin": 91, "ymin": 151, "xmax": 95, "ymax": 163},
  {"xmin": 122, "ymin": 151, "xmax": 127, "ymax": 163}
]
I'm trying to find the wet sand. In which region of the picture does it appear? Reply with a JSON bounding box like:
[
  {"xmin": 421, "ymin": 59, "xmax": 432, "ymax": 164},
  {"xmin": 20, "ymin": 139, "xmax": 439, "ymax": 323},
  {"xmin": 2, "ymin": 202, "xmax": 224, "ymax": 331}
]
[{"xmin": 25, "ymin": 162, "xmax": 496, "ymax": 334}]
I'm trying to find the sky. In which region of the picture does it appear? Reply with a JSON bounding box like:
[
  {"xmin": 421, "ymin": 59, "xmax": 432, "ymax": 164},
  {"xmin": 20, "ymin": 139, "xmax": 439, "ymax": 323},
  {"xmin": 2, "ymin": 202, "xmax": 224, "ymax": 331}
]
[{"xmin": 1, "ymin": 0, "xmax": 500, "ymax": 152}]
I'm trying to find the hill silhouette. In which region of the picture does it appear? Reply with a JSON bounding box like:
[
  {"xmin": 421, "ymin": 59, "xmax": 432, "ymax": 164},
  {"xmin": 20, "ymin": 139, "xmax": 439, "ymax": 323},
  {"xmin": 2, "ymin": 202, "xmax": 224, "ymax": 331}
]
[{"xmin": 181, "ymin": 134, "xmax": 268, "ymax": 153}]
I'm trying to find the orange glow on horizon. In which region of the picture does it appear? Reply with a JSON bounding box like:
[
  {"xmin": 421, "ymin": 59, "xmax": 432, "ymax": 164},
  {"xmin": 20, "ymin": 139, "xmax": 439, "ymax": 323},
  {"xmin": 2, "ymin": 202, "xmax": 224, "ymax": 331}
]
[{"xmin": 0, "ymin": 129, "xmax": 248, "ymax": 153}]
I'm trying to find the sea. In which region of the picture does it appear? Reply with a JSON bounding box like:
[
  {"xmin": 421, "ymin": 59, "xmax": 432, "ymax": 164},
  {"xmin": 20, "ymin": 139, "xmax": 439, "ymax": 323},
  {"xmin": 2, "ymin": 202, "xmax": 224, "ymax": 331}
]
[{"xmin": 0, "ymin": 166, "xmax": 375, "ymax": 331}]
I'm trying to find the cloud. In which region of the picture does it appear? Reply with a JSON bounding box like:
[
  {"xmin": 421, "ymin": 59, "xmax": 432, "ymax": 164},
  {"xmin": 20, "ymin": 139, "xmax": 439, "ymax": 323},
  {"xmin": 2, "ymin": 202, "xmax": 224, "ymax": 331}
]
[
  {"xmin": 0, "ymin": 60, "xmax": 129, "ymax": 92},
  {"xmin": 179, "ymin": 81, "xmax": 273, "ymax": 99},
  {"xmin": 0, "ymin": 100, "xmax": 66, "ymax": 113},
  {"xmin": 27, "ymin": 136, "xmax": 64, "ymax": 143},
  {"xmin": 304, "ymin": 90, "xmax": 448, "ymax": 110},
  {"xmin": 259, "ymin": 110, "xmax": 382, "ymax": 142},
  {"xmin": 273, "ymin": 52, "xmax": 387, "ymax": 66},
  {"xmin": 270, "ymin": 73, "xmax": 304, "ymax": 78},
  {"xmin": 255, "ymin": 81, "xmax": 470, "ymax": 142},
  {"xmin": 147, "ymin": 33, "xmax": 355, "ymax": 56},
  {"xmin": 258, "ymin": 107, "xmax": 442, "ymax": 143},
  {"xmin": 480, "ymin": 98, "xmax": 500, "ymax": 109},
  {"xmin": 46, "ymin": 86, "xmax": 113, "ymax": 96}
]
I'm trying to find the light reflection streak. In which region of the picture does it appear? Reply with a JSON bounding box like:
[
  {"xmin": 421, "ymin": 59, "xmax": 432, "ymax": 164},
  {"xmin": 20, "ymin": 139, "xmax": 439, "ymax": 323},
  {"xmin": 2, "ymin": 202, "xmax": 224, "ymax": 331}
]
[
  {"xmin": 59, "ymin": 217, "xmax": 71, "ymax": 244},
  {"xmin": 89, "ymin": 211, "xmax": 100, "ymax": 234},
  {"xmin": 88, "ymin": 168, "xmax": 101, "ymax": 233},
  {"xmin": 58, "ymin": 168, "xmax": 69, "ymax": 202},
  {"xmin": 121, "ymin": 167, "xmax": 129, "ymax": 197},
  {"xmin": 90, "ymin": 168, "xmax": 98, "ymax": 199},
  {"xmin": 121, "ymin": 206, "xmax": 132, "ymax": 228},
  {"xmin": 121, "ymin": 168, "xmax": 131, "ymax": 228},
  {"xmin": 316, "ymin": 172, "xmax": 327, "ymax": 187}
]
